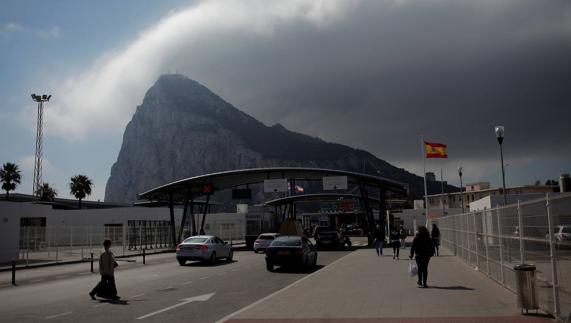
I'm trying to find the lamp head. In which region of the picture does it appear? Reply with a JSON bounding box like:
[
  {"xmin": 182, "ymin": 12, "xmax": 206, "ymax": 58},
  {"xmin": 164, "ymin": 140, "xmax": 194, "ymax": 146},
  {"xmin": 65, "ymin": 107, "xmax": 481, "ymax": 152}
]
[
  {"xmin": 457, "ymin": 166, "xmax": 463, "ymax": 176},
  {"xmin": 494, "ymin": 126, "xmax": 504, "ymax": 144}
]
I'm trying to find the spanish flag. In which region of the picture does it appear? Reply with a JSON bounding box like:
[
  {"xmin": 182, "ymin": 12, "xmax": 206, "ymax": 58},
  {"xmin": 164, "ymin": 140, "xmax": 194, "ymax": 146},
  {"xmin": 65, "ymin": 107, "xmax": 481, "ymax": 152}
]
[{"xmin": 424, "ymin": 141, "xmax": 447, "ymax": 158}]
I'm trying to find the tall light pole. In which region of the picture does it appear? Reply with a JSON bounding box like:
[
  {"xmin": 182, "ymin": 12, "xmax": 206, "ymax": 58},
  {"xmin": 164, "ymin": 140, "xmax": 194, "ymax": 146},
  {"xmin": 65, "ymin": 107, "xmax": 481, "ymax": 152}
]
[
  {"xmin": 458, "ymin": 166, "xmax": 464, "ymax": 213},
  {"xmin": 31, "ymin": 94, "xmax": 51, "ymax": 196},
  {"xmin": 494, "ymin": 126, "xmax": 508, "ymax": 207}
]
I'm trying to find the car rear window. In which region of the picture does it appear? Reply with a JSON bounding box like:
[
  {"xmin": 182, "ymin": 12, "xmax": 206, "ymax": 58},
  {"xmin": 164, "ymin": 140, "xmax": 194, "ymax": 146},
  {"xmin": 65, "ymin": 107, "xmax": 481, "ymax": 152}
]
[
  {"xmin": 183, "ymin": 237, "xmax": 208, "ymax": 243},
  {"xmin": 259, "ymin": 235, "xmax": 275, "ymax": 240},
  {"xmin": 271, "ymin": 238, "xmax": 302, "ymax": 246}
]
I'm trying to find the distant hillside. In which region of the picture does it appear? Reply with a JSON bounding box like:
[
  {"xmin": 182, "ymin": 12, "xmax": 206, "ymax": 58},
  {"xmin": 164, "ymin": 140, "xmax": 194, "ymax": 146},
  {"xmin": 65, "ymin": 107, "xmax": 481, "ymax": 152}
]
[{"xmin": 105, "ymin": 74, "xmax": 454, "ymax": 203}]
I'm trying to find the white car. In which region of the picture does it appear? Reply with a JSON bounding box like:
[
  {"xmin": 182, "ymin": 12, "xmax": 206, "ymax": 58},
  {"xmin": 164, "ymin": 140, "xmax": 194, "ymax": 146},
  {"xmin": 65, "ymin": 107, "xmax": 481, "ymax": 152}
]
[
  {"xmin": 554, "ymin": 225, "xmax": 571, "ymax": 242},
  {"xmin": 176, "ymin": 235, "xmax": 233, "ymax": 265},
  {"xmin": 254, "ymin": 233, "xmax": 280, "ymax": 253}
]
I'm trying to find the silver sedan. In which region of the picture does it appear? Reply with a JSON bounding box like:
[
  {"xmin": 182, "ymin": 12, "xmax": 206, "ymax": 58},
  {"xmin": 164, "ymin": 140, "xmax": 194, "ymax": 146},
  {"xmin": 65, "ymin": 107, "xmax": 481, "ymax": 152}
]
[{"xmin": 176, "ymin": 235, "xmax": 233, "ymax": 265}]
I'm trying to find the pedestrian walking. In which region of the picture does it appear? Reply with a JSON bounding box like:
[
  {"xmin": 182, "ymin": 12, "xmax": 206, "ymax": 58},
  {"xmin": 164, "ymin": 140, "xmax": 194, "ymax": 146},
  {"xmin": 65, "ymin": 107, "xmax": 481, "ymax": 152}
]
[
  {"xmin": 390, "ymin": 227, "xmax": 401, "ymax": 259},
  {"xmin": 399, "ymin": 224, "xmax": 407, "ymax": 249},
  {"xmin": 374, "ymin": 224, "xmax": 385, "ymax": 256},
  {"xmin": 409, "ymin": 226, "xmax": 435, "ymax": 288},
  {"xmin": 431, "ymin": 224, "xmax": 441, "ymax": 256},
  {"xmin": 89, "ymin": 239, "xmax": 120, "ymax": 300}
]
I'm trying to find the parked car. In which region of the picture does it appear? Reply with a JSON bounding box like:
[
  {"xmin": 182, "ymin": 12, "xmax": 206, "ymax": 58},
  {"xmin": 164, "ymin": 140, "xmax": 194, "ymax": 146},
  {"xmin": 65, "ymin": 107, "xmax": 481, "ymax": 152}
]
[
  {"xmin": 546, "ymin": 225, "xmax": 571, "ymax": 242},
  {"xmin": 176, "ymin": 235, "xmax": 233, "ymax": 265},
  {"xmin": 265, "ymin": 236, "xmax": 317, "ymax": 272},
  {"xmin": 254, "ymin": 233, "xmax": 280, "ymax": 253},
  {"xmin": 315, "ymin": 229, "xmax": 352, "ymax": 250}
]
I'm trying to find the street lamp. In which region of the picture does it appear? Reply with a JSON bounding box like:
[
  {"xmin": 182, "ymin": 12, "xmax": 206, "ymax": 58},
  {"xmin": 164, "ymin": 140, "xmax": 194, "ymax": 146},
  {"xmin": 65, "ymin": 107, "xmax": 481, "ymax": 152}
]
[
  {"xmin": 31, "ymin": 93, "xmax": 51, "ymax": 196},
  {"xmin": 458, "ymin": 166, "xmax": 464, "ymax": 213},
  {"xmin": 494, "ymin": 126, "xmax": 508, "ymax": 207}
]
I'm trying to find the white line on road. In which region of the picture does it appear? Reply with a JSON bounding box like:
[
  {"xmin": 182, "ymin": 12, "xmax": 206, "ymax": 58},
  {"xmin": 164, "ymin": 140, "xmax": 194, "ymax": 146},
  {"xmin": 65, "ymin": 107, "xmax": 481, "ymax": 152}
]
[
  {"xmin": 79, "ymin": 272, "xmax": 92, "ymax": 275},
  {"xmin": 159, "ymin": 286, "xmax": 174, "ymax": 291},
  {"xmin": 30, "ymin": 279, "xmax": 45, "ymax": 283},
  {"xmin": 215, "ymin": 252, "xmax": 353, "ymax": 323},
  {"xmin": 93, "ymin": 303, "xmax": 109, "ymax": 308},
  {"xmin": 199, "ymin": 276, "xmax": 210, "ymax": 280},
  {"xmin": 45, "ymin": 311, "xmax": 72, "ymax": 319},
  {"xmin": 181, "ymin": 281, "xmax": 193, "ymax": 286},
  {"xmin": 137, "ymin": 293, "xmax": 215, "ymax": 320},
  {"xmin": 130, "ymin": 293, "xmax": 145, "ymax": 298}
]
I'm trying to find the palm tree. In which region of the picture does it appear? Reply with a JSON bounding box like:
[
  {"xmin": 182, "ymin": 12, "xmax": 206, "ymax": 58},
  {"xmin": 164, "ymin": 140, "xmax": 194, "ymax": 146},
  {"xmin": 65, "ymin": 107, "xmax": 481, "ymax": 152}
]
[
  {"xmin": 36, "ymin": 183, "xmax": 57, "ymax": 202},
  {"xmin": 0, "ymin": 162, "xmax": 22, "ymax": 201},
  {"xmin": 69, "ymin": 174, "xmax": 93, "ymax": 209}
]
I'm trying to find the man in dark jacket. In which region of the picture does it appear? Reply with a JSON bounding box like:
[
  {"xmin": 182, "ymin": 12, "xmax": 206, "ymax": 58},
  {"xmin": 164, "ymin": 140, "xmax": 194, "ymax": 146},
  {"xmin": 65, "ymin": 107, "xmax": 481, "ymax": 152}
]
[
  {"xmin": 410, "ymin": 226, "xmax": 435, "ymax": 288},
  {"xmin": 373, "ymin": 224, "xmax": 385, "ymax": 256}
]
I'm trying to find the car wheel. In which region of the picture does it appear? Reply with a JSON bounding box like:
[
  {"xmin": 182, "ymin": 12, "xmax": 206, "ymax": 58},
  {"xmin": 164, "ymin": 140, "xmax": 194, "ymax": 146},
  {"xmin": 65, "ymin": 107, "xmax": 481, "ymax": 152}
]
[
  {"xmin": 209, "ymin": 252, "xmax": 217, "ymax": 265},
  {"xmin": 177, "ymin": 258, "xmax": 186, "ymax": 266},
  {"xmin": 227, "ymin": 250, "xmax": 234, "ymax": 262},
  {"xmin": 266, "ymin": 261, "xmax": 274, "ymax": 272}
]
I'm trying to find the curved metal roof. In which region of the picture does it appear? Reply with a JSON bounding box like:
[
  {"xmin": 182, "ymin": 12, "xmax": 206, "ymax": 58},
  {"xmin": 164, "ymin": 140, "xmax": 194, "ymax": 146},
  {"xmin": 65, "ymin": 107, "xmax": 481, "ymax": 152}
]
[
  {"xmin": 138, "ymin": 167, "xmax": 405, "ymax": 201},
  {"xmin": 262, "ymin": 193, "xmax": 380, "ymax": 206}
]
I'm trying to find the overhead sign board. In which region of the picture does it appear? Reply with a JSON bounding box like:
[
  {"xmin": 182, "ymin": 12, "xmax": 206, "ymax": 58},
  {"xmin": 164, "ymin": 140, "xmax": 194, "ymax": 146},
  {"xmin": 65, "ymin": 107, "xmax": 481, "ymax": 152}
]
[
  {"xmin": 264, "ymin": 178, "xmax": 288, "ymax": 193},
  {"xmin": 323, "ymin": 176, "xmax": 348, "ymax": 190}
]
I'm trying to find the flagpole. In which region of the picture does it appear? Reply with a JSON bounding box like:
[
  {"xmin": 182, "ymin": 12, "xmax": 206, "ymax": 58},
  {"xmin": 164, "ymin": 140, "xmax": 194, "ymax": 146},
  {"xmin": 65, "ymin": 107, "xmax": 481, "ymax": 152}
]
[
  {"xmin": 421, "ymin": 136, "xmax": 429, "ymax": 227},
  {"xmin": 441, "ymin": 166, "xmax": 445, "ymax": 217}
]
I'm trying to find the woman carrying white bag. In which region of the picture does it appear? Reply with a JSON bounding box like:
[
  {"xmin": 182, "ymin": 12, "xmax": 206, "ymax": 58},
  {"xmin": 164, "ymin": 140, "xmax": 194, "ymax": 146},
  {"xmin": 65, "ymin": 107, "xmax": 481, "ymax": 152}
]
[{"xmin": 409, "ymin": 226, "xmax": 435, "ymax": 288}]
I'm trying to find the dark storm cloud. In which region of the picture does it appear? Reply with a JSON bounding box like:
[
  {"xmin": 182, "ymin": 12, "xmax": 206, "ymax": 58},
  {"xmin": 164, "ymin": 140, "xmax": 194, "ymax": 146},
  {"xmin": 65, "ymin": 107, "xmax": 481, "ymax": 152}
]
[{"xmin": 181, "ymin": 0, "xmax": 571, "ymax": 166}]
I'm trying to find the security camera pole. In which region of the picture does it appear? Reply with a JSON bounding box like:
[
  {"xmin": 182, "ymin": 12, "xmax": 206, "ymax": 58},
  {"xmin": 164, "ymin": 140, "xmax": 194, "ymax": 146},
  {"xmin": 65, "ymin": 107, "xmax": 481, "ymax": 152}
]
[{"xmin": 31, "ymin": 94, "xmax": 51, "ymax": 196}]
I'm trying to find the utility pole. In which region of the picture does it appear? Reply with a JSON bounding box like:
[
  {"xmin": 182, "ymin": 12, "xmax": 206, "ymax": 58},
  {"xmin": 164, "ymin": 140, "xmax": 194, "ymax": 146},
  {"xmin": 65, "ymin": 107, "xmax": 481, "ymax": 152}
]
[{"xmin": 31, "ymin": 94, "xmax": 51, "ymax": 196}]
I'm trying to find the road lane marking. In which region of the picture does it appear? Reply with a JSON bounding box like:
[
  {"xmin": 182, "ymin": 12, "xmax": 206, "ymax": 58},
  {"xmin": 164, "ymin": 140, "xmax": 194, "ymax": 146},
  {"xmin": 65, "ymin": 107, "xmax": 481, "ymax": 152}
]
[
  {"xmin": 137, "ymin": 292, "xmax": 215, "ymax": 320},
  {"xmin": 199, "ymin": 276, "xmax": 210, "ymax": 280},
  {"xmin": 159, "ymin": 286, "xmax": 174, "ymax": 291},
  {"xmin": 130, "ymin": 293, "xmax": 145, "ymax": 298},
  {"xmin": 79, "ymin": 272, "xmax": 92, "ymax": 275},
  {"xmin": 93, "ymin": 303, "xmax": 109, "ymax": 308},
  {"xmin": 45, "ymin": 311, "xmax": 72, "ymax": 319},
  {"xmin": 30, "ymin": 279, "xmax": 45, "ymax": 283},
  {"xmin": 181, "ymin": 281, "xmax": 193, "ymax": 286},
  {"xmin": 215, "ymin": 251, "xmax": 353, "ymax": 323}
]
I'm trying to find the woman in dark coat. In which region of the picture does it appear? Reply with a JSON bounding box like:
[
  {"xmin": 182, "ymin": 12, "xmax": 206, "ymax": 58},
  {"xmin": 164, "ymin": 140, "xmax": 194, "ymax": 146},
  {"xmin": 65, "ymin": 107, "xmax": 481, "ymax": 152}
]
[
  {"xmin": 389, "ymin": 227, "xmax": 401, "ymax": 259},
  {"xmin": 409, "ymin": 226, "xmax": 435, "ymax": 288}
]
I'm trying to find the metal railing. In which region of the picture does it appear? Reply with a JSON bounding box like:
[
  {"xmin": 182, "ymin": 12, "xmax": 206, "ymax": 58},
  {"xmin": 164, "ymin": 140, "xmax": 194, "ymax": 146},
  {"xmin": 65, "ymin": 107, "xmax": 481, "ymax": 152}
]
[{"xmin": 436, "ymin": 193, "xmax": 571, "ymax": 322}]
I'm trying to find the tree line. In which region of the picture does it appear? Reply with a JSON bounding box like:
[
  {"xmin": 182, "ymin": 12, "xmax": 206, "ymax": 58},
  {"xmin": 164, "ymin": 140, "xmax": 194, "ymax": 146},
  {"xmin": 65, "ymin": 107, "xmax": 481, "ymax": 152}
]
[{"xmin": 0, "ymin": 162, "xmax": 93, "ymax": 209}]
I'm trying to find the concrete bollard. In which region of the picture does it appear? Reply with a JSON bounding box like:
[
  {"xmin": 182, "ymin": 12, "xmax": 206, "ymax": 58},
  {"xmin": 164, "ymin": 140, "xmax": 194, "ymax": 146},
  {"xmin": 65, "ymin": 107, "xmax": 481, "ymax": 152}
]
[
  {"xmin": 90, "ymin": 253, "xmax": 94, "ymax": 273},
  {"xmin": 12, "ymin": 259, "xmax": 16, "ymax": 286}
]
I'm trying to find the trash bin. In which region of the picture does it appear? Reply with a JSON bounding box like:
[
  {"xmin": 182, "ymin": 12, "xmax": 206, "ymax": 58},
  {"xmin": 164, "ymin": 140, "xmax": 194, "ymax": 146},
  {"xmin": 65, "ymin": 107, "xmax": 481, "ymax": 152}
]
[{"xmin": 514, "ymin": 264, "xmax": 538, "ymax": 313}]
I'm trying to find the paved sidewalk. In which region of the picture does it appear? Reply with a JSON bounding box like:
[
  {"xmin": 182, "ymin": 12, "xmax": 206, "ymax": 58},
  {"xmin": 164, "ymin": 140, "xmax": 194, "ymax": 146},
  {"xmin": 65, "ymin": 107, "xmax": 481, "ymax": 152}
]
[{"xmin": 222, "ymin": 248, "xmax": 551, "ymax": 322}]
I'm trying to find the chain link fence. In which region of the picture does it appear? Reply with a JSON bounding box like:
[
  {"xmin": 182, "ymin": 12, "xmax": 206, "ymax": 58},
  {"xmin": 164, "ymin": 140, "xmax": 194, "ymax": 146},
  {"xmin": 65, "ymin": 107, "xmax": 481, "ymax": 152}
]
[{"xmin": 436, "ymin": 193, "xmax": 571, "ymax": 322}]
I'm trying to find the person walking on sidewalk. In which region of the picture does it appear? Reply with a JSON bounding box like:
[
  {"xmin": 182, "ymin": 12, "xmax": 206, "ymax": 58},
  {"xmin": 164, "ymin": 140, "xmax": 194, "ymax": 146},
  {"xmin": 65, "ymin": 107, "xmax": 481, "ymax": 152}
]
[
  {"xmin": 374, "ymin": 224, "xmax": 385, "ymax": 256},
  {"xmin": 409, "ymin": 226, "xmax": 435, "ymax": 288},
  {"xmin": 390, "ymin": 227, "xmax": 401, "ymax": 259},
  {"xmin": 89, "ymin": 239, "xmax": 120, "ymax": 300},
  {"xmin": 431, "ymin": 224, "xmax": 441, "ymax": 256},
  {"xmin": 399, "ymin": 224, "xmax": 407, "ymax": 249}
]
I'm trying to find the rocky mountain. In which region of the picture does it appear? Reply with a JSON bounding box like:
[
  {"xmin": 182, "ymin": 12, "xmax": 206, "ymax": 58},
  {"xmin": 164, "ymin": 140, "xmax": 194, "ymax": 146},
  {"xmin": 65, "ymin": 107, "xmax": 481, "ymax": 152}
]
[{"xmin": 105, "ymin": 74, "xmax": 454, "ymax": 203}]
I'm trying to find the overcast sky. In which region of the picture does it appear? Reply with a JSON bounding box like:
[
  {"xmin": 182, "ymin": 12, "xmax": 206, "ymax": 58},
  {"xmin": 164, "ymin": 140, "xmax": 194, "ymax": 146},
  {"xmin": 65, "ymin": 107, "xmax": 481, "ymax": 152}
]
[{"xmin": 1, "ymin": 0, "xmax": 570, "ymax": 201}]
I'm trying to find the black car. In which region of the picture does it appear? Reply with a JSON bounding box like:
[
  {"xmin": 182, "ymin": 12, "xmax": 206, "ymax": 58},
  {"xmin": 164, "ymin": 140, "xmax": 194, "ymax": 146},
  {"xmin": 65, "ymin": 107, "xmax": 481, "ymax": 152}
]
[
  {"xmin": 265, "ymin": 236, "xmax": 317, "ymax": 272},
  {"xmin": 315, "ymin": 229, "xmax": 352, "ymax": 250}
]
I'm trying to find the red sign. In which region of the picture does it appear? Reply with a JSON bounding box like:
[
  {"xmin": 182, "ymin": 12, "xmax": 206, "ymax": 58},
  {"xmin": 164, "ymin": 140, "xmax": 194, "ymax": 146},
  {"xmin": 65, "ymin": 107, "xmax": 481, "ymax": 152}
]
[{"xmin": 201, "ymin": 184, "xmax": 214, "ymax": 194}]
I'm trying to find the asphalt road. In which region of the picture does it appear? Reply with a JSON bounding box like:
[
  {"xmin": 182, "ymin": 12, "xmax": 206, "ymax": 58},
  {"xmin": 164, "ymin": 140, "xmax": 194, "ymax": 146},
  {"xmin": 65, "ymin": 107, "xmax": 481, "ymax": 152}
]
[{"xmin": 0, "ymin": 250, "xmax": 350, "ymax": 323}]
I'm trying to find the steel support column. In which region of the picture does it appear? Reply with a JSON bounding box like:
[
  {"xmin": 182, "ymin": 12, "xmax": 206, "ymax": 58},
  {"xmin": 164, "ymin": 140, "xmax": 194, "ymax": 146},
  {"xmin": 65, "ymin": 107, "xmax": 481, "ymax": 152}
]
[
  {"xmin": 199, "ymin": 194, "xmax": 211, "ymax": 235},
  {"xmin": 168, "ymin": 194, "xmax": 177, "ymax": 248}
]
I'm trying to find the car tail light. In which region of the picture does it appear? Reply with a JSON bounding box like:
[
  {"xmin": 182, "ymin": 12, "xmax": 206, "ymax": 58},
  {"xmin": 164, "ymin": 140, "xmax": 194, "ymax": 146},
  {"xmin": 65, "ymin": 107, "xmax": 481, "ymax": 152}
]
[
  {"xmin": 176, "ymin": 244, "xmax": 181, "ymax": 251},
  {"xmin": 199, "ymin": 244, "xmax": 208, "ymax": 251}
]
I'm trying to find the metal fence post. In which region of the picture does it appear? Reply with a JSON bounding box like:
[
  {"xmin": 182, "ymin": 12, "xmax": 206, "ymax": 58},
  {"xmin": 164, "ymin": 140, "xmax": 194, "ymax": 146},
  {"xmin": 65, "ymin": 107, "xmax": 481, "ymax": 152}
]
[
  {"xmin": 11, "ymin": 259, "xmax": 16, "ymax": 285},
  {"xmin": 496, "ymin": 206, "xmax": 505, "ymax": 285},
  {"xmin": 517, "ymin": 201, "xmax": 524, "ymax": 264},
  {"xmin": 466, "ymin": 215, "xmax": 472, "ymax": 265},
  {"xmin": 483, "ymin": 210, "xmax": 490, "ymax": 277},
  {"xmin": 90, "ymin": 252, "xmax": 94, "ymax": 273},
  {"xmin": 473, "ymin": 212, "xmax": 479, "ymax": 270},
  {"xmin": 546, "ymin": 193, "xmax": 560, "ymax": 317}
]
